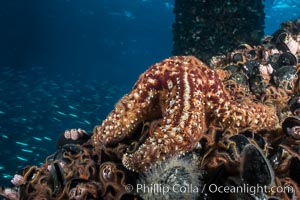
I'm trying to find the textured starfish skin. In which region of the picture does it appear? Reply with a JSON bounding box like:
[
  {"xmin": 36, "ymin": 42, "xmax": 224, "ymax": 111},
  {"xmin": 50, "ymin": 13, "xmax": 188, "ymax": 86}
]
[{"xmin": 92, "ymin": 56, "xmax": 278, "ymax": 172}]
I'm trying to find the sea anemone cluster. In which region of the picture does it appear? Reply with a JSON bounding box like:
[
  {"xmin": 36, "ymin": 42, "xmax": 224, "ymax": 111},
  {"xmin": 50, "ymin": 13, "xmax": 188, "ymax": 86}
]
[
  {"xmin": 172, "ymin": 0, "xmax": 265, "ymax": 63},
  {"xmin": 2, "ymin": 17, "xmax": 300, "ymax": 200},
  {"xmin": 0, "ymin": 140, "xmax": 141, "ymax": 200}
]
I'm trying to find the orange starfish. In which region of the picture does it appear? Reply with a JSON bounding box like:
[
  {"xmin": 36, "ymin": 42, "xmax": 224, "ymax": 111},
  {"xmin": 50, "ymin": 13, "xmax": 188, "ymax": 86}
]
[{"xmin": 92, "ymin": 56, "xmax": 278, "ymax": 172}]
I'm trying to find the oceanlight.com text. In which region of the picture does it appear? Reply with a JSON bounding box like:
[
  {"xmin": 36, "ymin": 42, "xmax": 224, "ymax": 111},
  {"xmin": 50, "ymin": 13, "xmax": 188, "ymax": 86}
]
[{"xmin": 125, "ymin": 183, "xmax": 294, "ymax": 196}]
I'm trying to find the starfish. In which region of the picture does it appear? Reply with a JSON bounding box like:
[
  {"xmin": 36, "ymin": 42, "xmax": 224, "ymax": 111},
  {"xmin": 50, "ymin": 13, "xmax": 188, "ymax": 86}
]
[{"xmin": 92, "ymin": 56, "xmax": 279, "ymax": 172}]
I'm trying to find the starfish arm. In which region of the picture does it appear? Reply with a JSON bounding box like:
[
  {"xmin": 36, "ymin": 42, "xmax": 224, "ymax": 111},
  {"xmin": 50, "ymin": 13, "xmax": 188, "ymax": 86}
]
[
  {"xmin": 92, "ymin": 65, "xmax": 162, "ymax": 146},
  {"xmin": 122, "ymin": 105, "xmax": 207, "ymax": 172},
  {"xmin": 205, "ymin": 69, "xmax": 279, "ymax": 132},
  {"xmin": 122, "ymin": 103, "xmax": 206, "ymax": 172},
  {"xmin": 122, "ymin": 130, "xmax": 197, "ymax": 172}
]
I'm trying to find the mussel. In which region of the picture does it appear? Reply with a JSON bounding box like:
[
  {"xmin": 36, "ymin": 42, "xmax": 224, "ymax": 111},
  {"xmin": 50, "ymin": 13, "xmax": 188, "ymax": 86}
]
[
  {"xmin": 241, "ymin": 144, "xmax": 274, "ymax": 187},
  {"xmin": 278, "ymin": 52, "xmax": 298, "ymax": 66},
  {"xmin": 289, "ymin": 96, "xmax": 300, "ymax": 116},
  {"xmin": 48, "ymin": 162, "xmax": 65, "ymax": 195},
  {"xmin": 272, "ymin": 65, "xmax": 297, "ymax": 89}
]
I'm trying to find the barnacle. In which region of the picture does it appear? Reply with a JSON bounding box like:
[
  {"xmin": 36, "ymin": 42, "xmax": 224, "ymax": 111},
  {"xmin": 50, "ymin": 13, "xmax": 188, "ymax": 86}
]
[
  {"xmin": 68, "ymin": 181, "xmax": 100, "ymax": 200},
  {"xmin": 282, "ymin": 116, "xmax": 300, "ymax": 140}
]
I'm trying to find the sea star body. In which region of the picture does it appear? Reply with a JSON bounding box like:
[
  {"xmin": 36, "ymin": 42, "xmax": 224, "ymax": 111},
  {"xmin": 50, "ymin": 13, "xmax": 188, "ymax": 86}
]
[{"xmin": 92, "ymin": 56, "xmax": 278, "ymax": 172}]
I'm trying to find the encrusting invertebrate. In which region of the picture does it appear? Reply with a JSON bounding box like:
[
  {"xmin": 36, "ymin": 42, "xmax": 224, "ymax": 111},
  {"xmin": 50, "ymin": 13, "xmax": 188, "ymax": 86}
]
[{"xmin": 92, "ymin": 56, "xmax": 279, "ymax": 172}]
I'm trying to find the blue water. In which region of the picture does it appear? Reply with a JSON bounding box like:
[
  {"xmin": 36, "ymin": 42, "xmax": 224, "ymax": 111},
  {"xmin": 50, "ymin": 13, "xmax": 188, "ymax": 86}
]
[
  {"xmin": 0, "ymin": 0, "xmax": 299, "ymax": 187},
  {"xmin": 265, "ymin": 0, "xmax": 300, "ymax": 34}
]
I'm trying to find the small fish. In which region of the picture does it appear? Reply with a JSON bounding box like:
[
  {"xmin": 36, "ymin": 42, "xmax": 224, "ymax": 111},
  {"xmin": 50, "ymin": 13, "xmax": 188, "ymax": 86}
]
[
  {"xmin": 68, "ymin": 105, "xmax": 77, "ymax": 110},
  {"xmin": 2, "ymin": 134, "xmax": 8, "ymax": 139},
  {"xmin": 84, "ymin": 120, "xmax": 91, "ymax": 125},
  {"xmin": 33, "ymin": 137, "xmax": 42, "ymax": 141},
  {"xmin": 0, "ymin": 166, "xmax": 4, "ymax": 170},
  {"xmin": 69, "ymin": 113, "xmax": 79, "ymax": 118},
  {"xmin": 73, "ymin": 120, "xmax": 85, "ymax": 125},
  {"xmin": 52, "ymin": 104, "xmax": 60, "ymax": 108},
  {"xmin": 21, "ymin": 149, "xmax": 33, "ymax": 153},
  {"xmin": 0, "ymin": 111, "xmax": 5, "ymax": 114},
  {"xmin": 16, "ymin": 156, "xmax": 28, "ymax": 161},
  {"xmin": 57, "ymin": 111, "xmax": 67, "ymax": 116},
  {"xmin": 44, "ymin": 136, "xmax": 52, "ymax": 141},
  {"xmin": 15, "ymin": 141, "xmax": 28, "ymax": 146},
  {"xmin": 2, "ymin": 174, "xmax": 12, "ymax": 179},
  {"xmin": 52, "ymin": 117, "xmax": 62, "ymax": 122}
]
